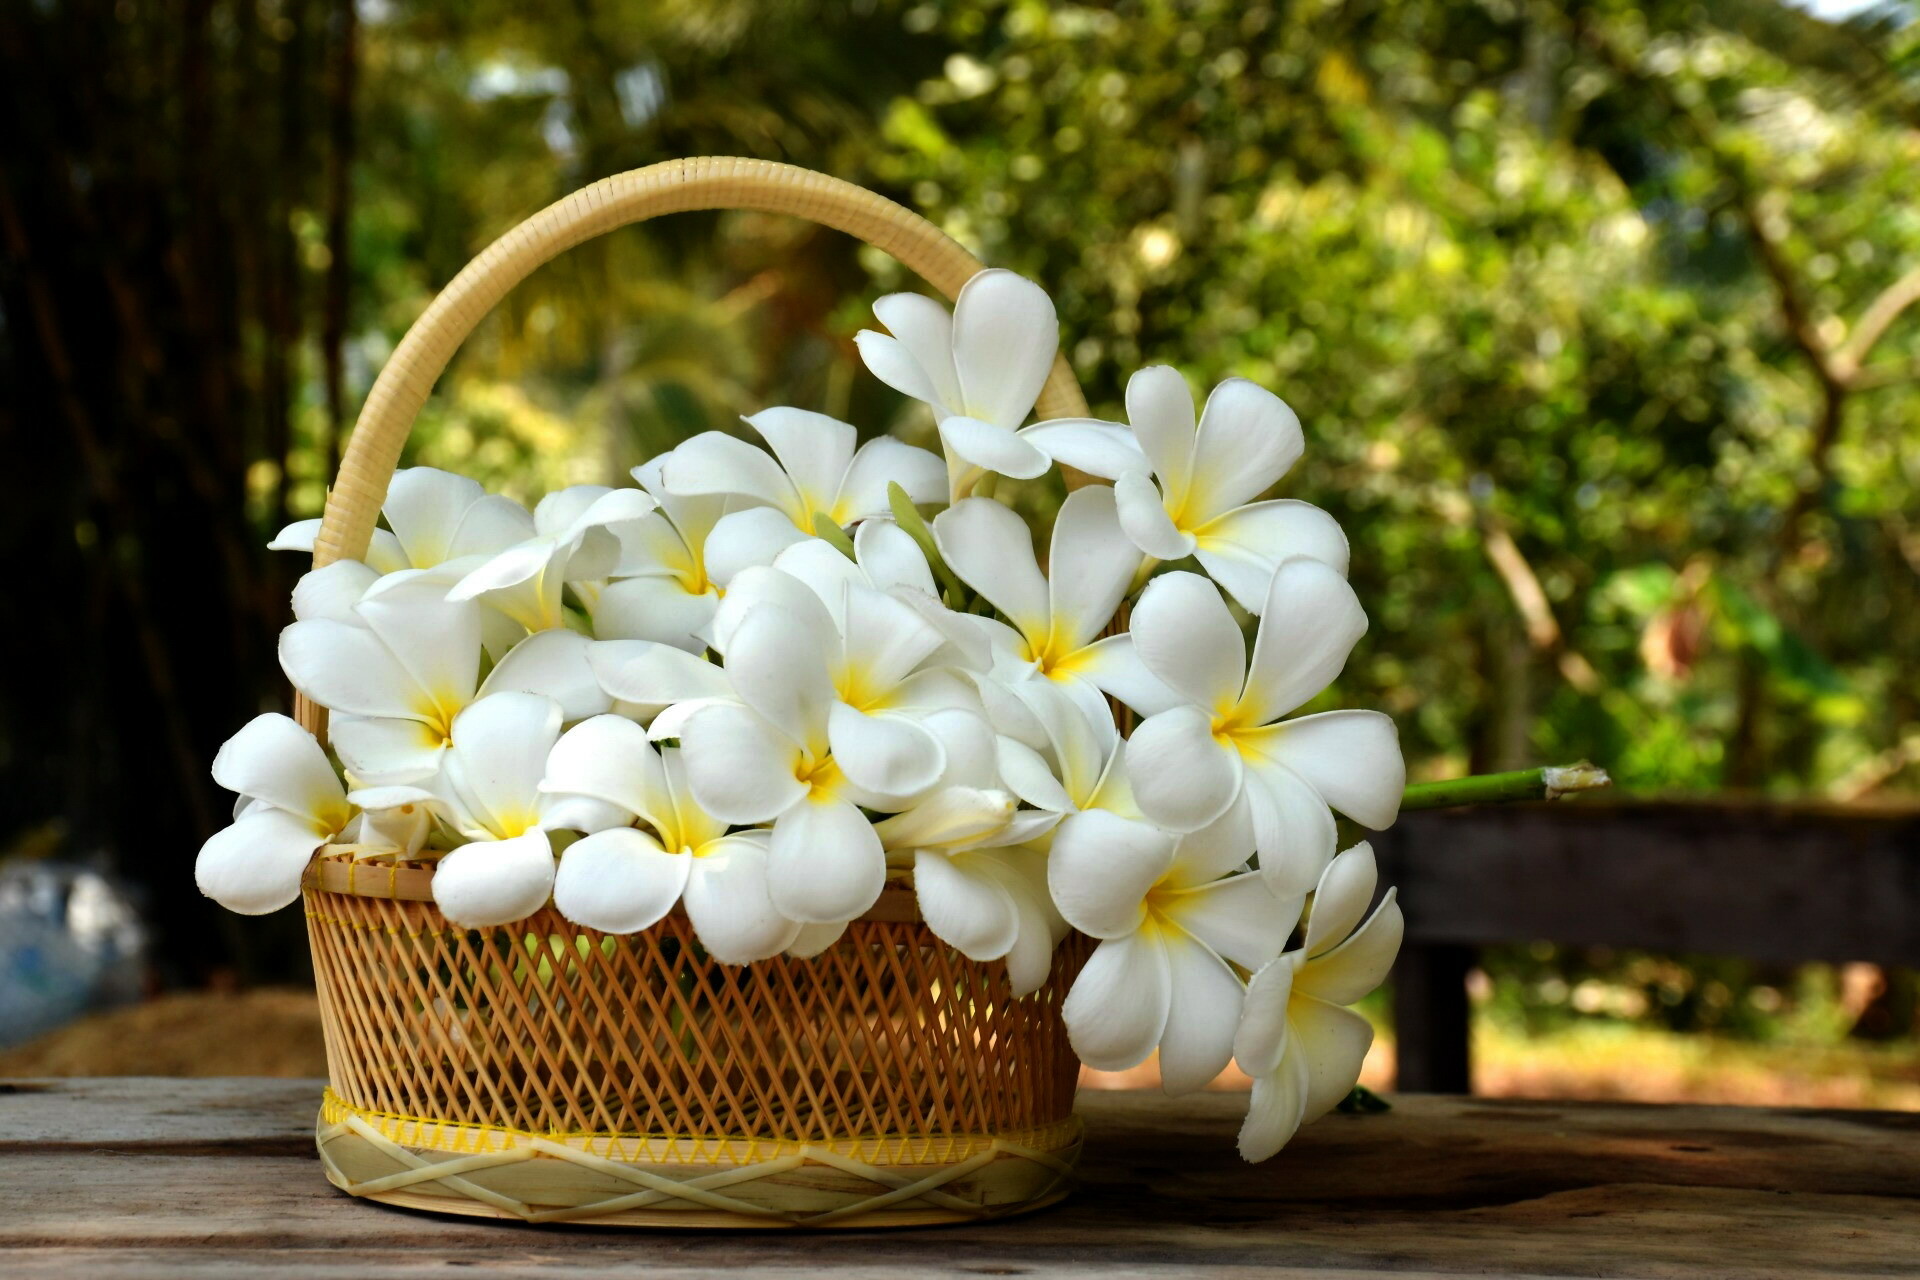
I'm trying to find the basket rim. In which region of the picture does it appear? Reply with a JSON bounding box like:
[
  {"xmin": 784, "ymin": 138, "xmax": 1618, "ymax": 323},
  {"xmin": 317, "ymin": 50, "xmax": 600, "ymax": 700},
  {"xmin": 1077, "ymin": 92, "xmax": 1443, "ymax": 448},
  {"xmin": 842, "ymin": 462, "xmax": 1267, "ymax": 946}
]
[{"xmin": 305, "ymin": 847, "xmax": 925, "ymax": 921}]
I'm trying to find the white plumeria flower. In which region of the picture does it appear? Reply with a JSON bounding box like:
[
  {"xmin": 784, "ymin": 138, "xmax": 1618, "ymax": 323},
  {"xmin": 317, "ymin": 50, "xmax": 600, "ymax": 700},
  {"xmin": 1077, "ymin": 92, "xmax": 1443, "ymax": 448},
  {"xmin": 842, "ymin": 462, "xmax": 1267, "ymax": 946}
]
[
  {"xmin": 933, "ymin": 487, "xmax": 1174, "ymax": 718},
  {"xmin": 1122, "ymin": 562, "xmax": 1405, "ymax": 895},
  {"xmin": 875, "ymin": 787, "xmax": 1063, "ymax": 995},
  {"xmin": 660, "ymin": 407, "xmax": 945, "ymax": 543},
  {"xmin": 1054, "ymin": 802, "xmax": 1292, "ymax": 1096},
  {"xmin": 676, "ymin": 580, "xmax": 961, "ymax": 924},
  {"xmin": 588, "ymin": 454, "xmax": 805, "ymax": 653},
  {"xmin": 447, "ymin": 485, "xmax": 658, "ymax": 633},
  {"xmin": 1108, "ymin": 368, "xmax": 1350, "ymax": 613},
  {"xmin": 194, "ymin": 714, "xmax": 353, "ymax": 914},
  {"xmin": 991, "ymin": 677, "xmax": 1140, "ymax": 829},
  {"xmin": 280, "ymin": 571, "xmax": 608, "ymax": 785},
  {"xmin": 351, "ymin": 693, "xmax": 623, "ymax": 928},
  {"xmin": 1235, "ymin": 842, "xmax": 1403, "ymax": 1161},
  {"xmin": 541, "ymin": 715, "xmax": 803, "ymax": 963},
  {"xmin": 855, "ymin": 269, "xmax": 1147, "ymax": 499},
  {"xmin": 269, "ymin": 466, "xmax": 535, "ymax": 576}
]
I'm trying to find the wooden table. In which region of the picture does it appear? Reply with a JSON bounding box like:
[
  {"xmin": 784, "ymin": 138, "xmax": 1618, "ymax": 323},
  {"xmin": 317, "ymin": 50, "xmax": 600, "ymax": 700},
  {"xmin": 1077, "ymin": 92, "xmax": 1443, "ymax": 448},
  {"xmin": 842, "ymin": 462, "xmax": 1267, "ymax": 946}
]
[{"xmin": 5, "ymin": 1078, "xmax": 1915, "ymax": 1278}]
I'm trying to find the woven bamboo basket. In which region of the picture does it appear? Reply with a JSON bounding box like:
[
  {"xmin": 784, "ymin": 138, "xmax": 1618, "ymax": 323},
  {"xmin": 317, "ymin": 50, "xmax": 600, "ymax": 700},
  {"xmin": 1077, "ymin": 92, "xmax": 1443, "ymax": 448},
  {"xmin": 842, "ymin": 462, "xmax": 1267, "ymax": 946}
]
[{"xmin": 296, "ymin": 157, "xmax": 1100, "ymax": 1229}]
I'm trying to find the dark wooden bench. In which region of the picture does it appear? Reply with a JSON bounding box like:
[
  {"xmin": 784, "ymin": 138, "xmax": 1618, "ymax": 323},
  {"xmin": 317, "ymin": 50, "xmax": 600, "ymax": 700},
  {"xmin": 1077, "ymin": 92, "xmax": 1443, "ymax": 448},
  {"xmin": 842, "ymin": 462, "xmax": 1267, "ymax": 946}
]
[{"xmin": 1377, "ymin": 799, "xmax": 1920, "ymax": 1092}]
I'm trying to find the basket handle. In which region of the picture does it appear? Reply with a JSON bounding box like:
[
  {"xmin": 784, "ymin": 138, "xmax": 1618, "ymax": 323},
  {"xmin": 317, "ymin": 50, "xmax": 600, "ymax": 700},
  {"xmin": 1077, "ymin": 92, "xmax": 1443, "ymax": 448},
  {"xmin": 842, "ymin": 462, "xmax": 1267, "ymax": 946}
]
[{"xmin": 295, "ymin": 157, "xmax": 1090, "ymax": 734}]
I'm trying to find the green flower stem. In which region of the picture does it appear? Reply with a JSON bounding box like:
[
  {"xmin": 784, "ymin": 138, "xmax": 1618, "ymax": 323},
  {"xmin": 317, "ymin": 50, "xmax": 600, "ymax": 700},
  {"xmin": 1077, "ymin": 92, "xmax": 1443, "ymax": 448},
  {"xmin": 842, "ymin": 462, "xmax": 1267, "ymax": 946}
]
[
  {"xmin": 1399, "ymin": 762, "xmax": 1612, "ymax": 812},
  {"xmin": 887, "ymin": 482, "xmax": 973, "ymax": 608}
]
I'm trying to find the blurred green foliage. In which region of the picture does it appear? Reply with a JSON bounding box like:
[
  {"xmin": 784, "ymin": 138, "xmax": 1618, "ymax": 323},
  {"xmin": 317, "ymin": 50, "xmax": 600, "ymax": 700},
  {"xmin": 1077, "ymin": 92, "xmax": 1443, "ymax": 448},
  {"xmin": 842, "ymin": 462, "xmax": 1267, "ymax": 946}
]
[{"xmin": 320, "ymin": 0, "xmax": 1920, "ymax": 800}]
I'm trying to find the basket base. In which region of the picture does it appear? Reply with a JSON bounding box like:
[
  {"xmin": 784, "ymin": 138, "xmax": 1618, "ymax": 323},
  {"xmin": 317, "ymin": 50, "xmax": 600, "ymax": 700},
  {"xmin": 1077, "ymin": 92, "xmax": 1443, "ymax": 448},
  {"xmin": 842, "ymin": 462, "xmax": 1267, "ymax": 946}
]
[{"xmin": 316, "ymin": 1108, "xmax": 1081, "ymax": 1230}]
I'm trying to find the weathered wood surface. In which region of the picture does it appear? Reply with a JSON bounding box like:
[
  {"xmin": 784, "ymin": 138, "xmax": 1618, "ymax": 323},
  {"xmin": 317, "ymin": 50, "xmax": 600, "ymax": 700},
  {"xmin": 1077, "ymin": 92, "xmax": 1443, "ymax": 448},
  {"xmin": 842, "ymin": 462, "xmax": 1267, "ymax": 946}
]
[
  {"xmin": 4, "ymin": 1079, "xmax": 1917, "ymax": 1278},
  {"xmin": 1377, "ymin": 800, "xmax": 1920, "ymax": 1092}
]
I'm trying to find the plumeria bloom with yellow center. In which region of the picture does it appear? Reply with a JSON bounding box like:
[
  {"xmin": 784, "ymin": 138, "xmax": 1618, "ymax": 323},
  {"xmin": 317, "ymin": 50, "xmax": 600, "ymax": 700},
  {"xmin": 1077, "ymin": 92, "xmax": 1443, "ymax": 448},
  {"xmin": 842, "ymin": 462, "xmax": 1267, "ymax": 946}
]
[
  {"xmin": 279, "ymin": 571, "xmax": 608, "ymax": 785},
  {"xmin": 194, "ymin": 714, "xmax": 356, "ymax": 915},
  {"xmin": 350, "ymin": 693, "xmax": 626, "ymax": 928},
  {"xmin": 875, "ymin": 786, "xmax": 1065, "ymax": 996},
  {"xmin": 1234, "ymin": 842, "xmax": 1403, "ymax": 1161},
  {"xmin": 676, "ymin": 579, "xmax": 964, "ymax": 924},
  {"xmin": 933, "ymin": 487, "xmax": 1177, "ymax": 723},
  {"xmin": 540, "ymin": 715, "xmax": 804, "ymax": 964},
  {"xmin": 1054, "ymin": 801, "xmax": 1292, "ymax": 1096},
  {"xmin": 270, "ymin": 465, "xmax": 535, "ymax": 577},
  {"xmin": 587, "ymin": 454, "xmax": 806, "ymax": 654},
  {"xmin": 660, "ymin": 406, "xmax": 945, "ymax": 544},
  {"xmin": 1106, "ymin": 367, "xmax": 1350, "ymax": 614},
  {"xmin": 854, "ymin": 269, "xmax": 1147, "ymax": 501},
  {"xmin": 447, "ymin": 484, "xmax": 658, "ymax": 634},
  {"xmin": 1122, "ymin": 561, "xmax": 1405, "ymax": 896}
]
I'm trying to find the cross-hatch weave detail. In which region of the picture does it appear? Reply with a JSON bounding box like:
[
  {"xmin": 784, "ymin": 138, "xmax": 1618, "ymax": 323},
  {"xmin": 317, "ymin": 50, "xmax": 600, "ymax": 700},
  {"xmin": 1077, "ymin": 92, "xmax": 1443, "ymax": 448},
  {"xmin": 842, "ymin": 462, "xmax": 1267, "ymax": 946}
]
[{"xmin": 304, "ymin": 874, "xmax": 1089, "ymax": 1223}]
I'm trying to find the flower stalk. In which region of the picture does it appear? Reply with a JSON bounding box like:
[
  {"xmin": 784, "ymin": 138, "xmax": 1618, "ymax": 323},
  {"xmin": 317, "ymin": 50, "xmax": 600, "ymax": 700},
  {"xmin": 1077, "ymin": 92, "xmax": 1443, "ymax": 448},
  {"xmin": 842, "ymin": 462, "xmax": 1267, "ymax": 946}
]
[{"xmin": 1399, "ymin": 762, "xmax": 1611, "ymax": 812}]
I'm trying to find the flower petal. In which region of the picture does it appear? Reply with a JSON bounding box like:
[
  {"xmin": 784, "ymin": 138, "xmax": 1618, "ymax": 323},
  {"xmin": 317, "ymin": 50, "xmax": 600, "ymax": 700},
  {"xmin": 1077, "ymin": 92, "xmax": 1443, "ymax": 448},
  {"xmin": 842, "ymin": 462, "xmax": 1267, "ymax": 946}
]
[
  {"xmin": 854, "ymin": 519, "xmax": 937, "ymax": 596},
  {"xmin": 726, "ymin": 604, "xmax": 835, "ymax": 755},
  {"xmin": 551, "ymin": 827, "xmax": 688, "ymax": 934},
  {"xmin": 767, "ymin": 795, "xmax": 885, "ymax": 923},
  {"xmin": 871, "ymin": 290, "xmax": 961, "ymax": 409},
  {"xmin": 441, "ymin": 693, "xmax": 563, "ymax": 840},
  {"xmin": 1234, "ymin": 956, "xmax": 1298, "ymax": 1076},
  {"xmin": 703, "ymin": 506, "xmax": 812, "ymax": 586},
  {"xmin": 914, "ymin": 848, "xmax": 1020, "ymax": 961},
  {"xmin": 1161, "ymin": 872, "xmax": 1293, "ymax": 973},
  {"xmin": 1017, "ymin": 420, "xmax": 1148, "ymax": 480},
  {"xmin": 938, "ymin": 416, "xmax": 1051, "ymax": 481},
  {"xmin": 842, "ymin": 582, "xmax": 947, "ymax": 690},
  {"xmin": 1072, "ymin": 634, "xmax": 1188, "ymax": 718},
  {"xmin": 1240, "ymin": 759, "xmax": 1339, "ymax": 897},
  {"xmin": 1247, "ymin": 710, "xmax": 1405, "ymax": 830},
  {"xmin": 706, "ymin": 562, "xmax": 835, "ymax": 656},
  {"xmin": 1238, "ymin": 1050, "xmax": 1311, "ymax": 1163},
  {"xmin": 951, "ymin": 269, "xmax": 1057, "ymax": 430},
  {"xmin": 1193, "ymin": 499, "xmax": 1350, "ymax": 613},
  {"xmin": 1129, "ymin": 570, "xmax": 1246, "ymax": 710},
  {"xmin": 786, "ymin": 920, "xmax": 849, "ymax": 959},
  {"xmin": 271, "ymin": 519, "xmax": 405, "ymax": 574},
  {"xmin": 683, "ymin": 835, "xmax": 802, "ymax": 964},
  {"xmin": 835, "ymin": 437, "xmax": 946, "ymax": 521},
  {"xmin": 382, "ymin": 467, "xmax": 486, "ymax": 568},
  {"xmin": 1124, "ymin": 365, "xmax": 1198, "ymax": 504},
  {"xmin": 1292, "ymin": 996, "xmax": 1376, "ymax": 1124},
  {"xmin": 356, "ymin": 571, "xmax": 483, "ymax": 713},
  {"xmin": 449, "ymin": 494, "xmax": 537, "ymax": 560},
  {"xmin": 279, "ymin": 618, "xmax": 420, "ymax": 721},
  {"xmin": 588, "ymin": 639, "xmax": 731, "ymax": 719},
  {"xmin": 1189, "ymin": 378, "xmax": 1304, "ymax": 520},
  {"xmin": 1156, "ymin": 936, "xmax": 1245, "ymax": 1096},
  {"xmin": 1302, "ymin": 840, "xmax": 1379, "ymax": 960},
  {"xmin": 1239, "ymin": 557, "xmax": 1367, "ymax": 724},
  {"xmin": 743, "ymin": 407, "xmax": 855, "ymax": 518},
  {"xmin": 211, "ymin": 713, "xmax": 345, "ymax": 827},
  {"xmin": 1115, "ymin": 470, "xmax": 1196, "ymax": 560},
  {"xmin": 482, "ymin": 628, "xmax": 610, "ymax": 722},
  {"xmin": 541, "ymin": 714, "xmax": 672, "ymax": 831},
  {"xmin": 855, "ymin": 329, "xmax": 947, "ymax": 408},
  {"xmin": 1126, "ymin": 704, "xmax": 1242, "ymax": 833},
  {"xmin": 1299, "ymin": 890, "xmax": 1403, "ymax": 1006},
  {"xmin": 431, "ymin": 830, "xmax": 556, "ymax": 927},
  {"xmin": 995, "ymin": 736, "xmax": 1075, "ymax": 813},
  {"xmin": 329, "ymin": 715, "xmax": 446, "ymax": 787},
  {"xmin": 291, "ymin": 561, "xmax": 378, "ymax": 623},
  {"xmin": 932, "ymin": 497, "xmax": 1050, "ymax": 639},
  {"xmin": 1165, "ymin": 795, "xmax": 1257, "ymax": 888},
  {"xmin": 874, "ymin": 786, "xmax": 1013, "ymax": 853},
  {"xmin": 660, "ymin": 430, "xmax": 800, "ymax": 518},
  {"xmin": 1046, "ymin": 808, "xmax": 1175, "ymax": 938},
  {"xmin": 194, "ymin": 808, "xmax": 325, "ymax": 915},
  {"xmin": 590, "ymin": 575, "xmax": 719, "ymax": 654},
  {"xmin": 1062, "ymin": 930, "xmax": 1171, "ymax": 1072},
  {"xmin": 827, "ymin": 703, "xmax": 945, "ymax": 799},
  {"xmin": 1046, "ymin": 484, "xmax": 1140, "ymax": 653},
  {"xmin": 679, "ymin": 703, "xmax": 807, "ymax": 824}
]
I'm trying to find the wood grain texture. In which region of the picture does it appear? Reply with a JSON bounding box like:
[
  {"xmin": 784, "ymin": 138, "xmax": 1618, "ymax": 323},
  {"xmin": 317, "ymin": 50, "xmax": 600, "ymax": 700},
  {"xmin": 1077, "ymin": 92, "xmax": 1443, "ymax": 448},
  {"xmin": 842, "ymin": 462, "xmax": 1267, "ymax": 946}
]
[{"xmin": 4, "ymin": 1079, "xmax": 1916, "ymax": 1278}]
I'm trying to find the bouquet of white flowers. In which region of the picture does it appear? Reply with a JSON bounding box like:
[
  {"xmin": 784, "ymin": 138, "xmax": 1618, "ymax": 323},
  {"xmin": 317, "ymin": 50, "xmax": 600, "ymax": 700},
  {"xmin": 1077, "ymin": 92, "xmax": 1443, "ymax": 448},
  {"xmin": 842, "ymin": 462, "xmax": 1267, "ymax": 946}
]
[{"xmin": 203, "ymin": 265, "xmax": 1404, "ymax": 1164}]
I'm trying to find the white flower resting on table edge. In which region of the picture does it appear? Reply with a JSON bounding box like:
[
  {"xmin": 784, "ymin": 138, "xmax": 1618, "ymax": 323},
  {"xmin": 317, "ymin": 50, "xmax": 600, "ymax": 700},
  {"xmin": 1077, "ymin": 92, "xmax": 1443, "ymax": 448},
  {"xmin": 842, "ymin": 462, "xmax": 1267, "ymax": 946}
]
[{"xmin": 199, "ymin": 267, "xmax": 1407, "ymax": 1162}]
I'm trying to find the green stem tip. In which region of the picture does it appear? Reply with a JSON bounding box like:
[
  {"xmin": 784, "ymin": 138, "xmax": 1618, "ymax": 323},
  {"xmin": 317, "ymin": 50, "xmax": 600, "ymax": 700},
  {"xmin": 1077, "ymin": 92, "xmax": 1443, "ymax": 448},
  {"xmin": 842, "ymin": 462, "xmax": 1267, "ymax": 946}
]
[{"xmin": 1399, "ymin": 762, "xmax": 1612, "ymax": 812}]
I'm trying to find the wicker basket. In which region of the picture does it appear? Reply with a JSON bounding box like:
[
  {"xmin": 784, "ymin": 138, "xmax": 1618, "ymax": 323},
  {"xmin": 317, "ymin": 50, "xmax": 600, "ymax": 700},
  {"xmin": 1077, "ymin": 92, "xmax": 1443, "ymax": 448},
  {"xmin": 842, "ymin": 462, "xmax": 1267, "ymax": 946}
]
[{"xmin": 295, "ymin": 158, "xmax": 1098, "ymax": 1228}]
